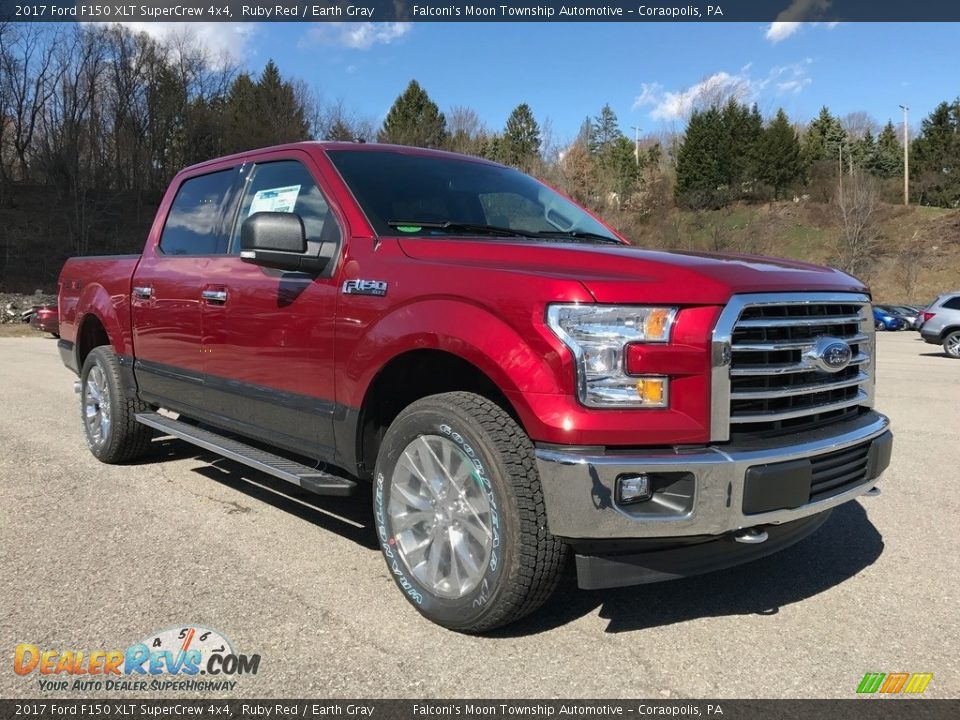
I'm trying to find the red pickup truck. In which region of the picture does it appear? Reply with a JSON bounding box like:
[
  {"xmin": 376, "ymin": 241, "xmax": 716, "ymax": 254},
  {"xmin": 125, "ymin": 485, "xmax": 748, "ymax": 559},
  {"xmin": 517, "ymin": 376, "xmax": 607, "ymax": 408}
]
[{"xmin": 58, "ymin": 142, "xmax": 892, "ymax": 632}]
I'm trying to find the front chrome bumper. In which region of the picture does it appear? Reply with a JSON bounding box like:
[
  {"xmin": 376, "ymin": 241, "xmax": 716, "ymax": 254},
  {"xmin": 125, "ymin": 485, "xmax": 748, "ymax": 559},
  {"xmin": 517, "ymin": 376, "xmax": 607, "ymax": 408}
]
[{"xmin": 536, "ymin": 411, "xmax": 891, "ymax": 539}]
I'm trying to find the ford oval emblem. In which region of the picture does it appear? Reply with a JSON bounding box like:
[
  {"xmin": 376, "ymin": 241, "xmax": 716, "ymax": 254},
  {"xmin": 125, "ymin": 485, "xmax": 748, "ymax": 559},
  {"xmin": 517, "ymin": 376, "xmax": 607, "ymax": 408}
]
[{"xmin": 805, "ymin": 337, "xmax": 853, "ymax": 373}]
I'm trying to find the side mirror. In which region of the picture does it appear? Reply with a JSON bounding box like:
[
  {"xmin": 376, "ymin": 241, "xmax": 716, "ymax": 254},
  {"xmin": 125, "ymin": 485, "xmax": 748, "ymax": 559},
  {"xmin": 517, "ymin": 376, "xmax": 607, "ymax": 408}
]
[{"xmin": 240, "ymin": 212, "xmax": 308, "ymax": 271}]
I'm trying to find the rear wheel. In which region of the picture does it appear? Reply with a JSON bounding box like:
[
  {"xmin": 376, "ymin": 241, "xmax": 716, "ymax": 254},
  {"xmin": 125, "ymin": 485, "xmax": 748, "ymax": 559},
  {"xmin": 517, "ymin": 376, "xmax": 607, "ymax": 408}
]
[
  {"xmin": 944, "ymin": 330, "xmax": 960, "ymax": 359},
  {"xmin": 373, "ymin": 391, "xmax": 566, "ymax": 633},
  {"xmin": 80, "ymin": 346, "xmax": 153, "ymax": 462}
]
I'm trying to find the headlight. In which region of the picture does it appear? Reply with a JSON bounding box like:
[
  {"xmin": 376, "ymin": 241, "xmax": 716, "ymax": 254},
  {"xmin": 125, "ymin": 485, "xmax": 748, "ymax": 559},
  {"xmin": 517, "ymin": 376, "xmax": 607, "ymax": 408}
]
[{"xmin": 546, "ymin": 304, "xmax": 678, "ymax": 408}]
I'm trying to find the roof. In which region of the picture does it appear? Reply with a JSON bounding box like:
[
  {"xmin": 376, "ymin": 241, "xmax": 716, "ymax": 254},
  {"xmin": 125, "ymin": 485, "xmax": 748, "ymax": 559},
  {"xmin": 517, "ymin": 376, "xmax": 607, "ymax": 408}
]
[{"xmin": 179, "ymin": 141, "xmax": 502, "ymax": 176}]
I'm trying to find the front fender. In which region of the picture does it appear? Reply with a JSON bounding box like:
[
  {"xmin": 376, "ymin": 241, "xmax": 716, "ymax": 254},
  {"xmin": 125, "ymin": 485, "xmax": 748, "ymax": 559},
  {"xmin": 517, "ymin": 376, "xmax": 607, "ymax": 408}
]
[{"xmin": 340, "ymin": 298, "xmax": 569, "ymax": 408}]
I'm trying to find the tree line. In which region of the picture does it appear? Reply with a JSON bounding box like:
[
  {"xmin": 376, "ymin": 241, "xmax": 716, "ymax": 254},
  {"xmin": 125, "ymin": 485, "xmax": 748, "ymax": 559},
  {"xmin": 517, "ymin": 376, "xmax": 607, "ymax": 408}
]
[{"xmin": 1, "ymin": 21, "xmax": 959, "ymax": 290}]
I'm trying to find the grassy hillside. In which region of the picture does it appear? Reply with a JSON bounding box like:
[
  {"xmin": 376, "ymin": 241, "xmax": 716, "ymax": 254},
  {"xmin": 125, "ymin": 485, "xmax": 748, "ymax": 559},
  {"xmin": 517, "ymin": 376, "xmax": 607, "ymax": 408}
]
[
  {"xmin": 628, "ymin": 201, "xmax": 960, "ymax": 304},
  {"xmin": 1, "ymin": 184, "xmax": 957, "ymax": 305}
]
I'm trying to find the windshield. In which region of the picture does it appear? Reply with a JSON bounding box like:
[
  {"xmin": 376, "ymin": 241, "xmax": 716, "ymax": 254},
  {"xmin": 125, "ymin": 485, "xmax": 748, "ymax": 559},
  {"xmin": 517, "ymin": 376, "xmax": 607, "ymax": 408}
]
[{"xmin": 327, "ymin": 149, "xmax": 620, "ymax": 242}]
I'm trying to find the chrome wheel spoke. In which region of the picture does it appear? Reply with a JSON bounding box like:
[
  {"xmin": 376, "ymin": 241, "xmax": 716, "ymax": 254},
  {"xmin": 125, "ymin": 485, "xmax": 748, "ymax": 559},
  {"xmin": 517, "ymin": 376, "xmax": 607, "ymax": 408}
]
[
  {"xmin": 462, "ymin": 514, "xmax": 492, "ymax": 546},
  {"xmin": 83, "ymin": 366, "xmax": 111, "ymax": 447},
  {"xmin": 446, "ymin": 528, "xmax": 463, "ymax": 591},
  {"xmin": 392, "ymin": 479, "xmax": 432, "ymax": 512},
  {"xmin": 387, "ymin": 434, "xmax": 494, "ymax": 599},
  {"xmin": 452, "ymin": 529, "xmax": 481, "ymax": 577}
]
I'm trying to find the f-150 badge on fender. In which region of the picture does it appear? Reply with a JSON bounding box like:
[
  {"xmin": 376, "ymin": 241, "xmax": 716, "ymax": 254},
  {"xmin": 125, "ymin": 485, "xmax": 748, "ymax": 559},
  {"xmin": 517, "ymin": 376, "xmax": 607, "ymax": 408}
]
[{"xmin": 342, "ymin": 279, "xmax": 388, "ymax": 297}]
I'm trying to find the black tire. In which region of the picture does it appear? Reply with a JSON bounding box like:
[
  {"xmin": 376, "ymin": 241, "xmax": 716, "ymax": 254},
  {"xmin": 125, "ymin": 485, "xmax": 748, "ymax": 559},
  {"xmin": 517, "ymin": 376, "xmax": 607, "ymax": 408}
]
[
  {"xmin": 875, "ymin": 320, "xmax": 884, "ymax": 331},
  {"xmin": 373, "ymin": 391, "xmax": 566, "ymax": 633},
  {"xmin": 943, "ymin": 330, "xmax": 960, "ymax": 359},
  {"xmin": 79, "ymin": 346, "xmax": 153, "ymax": 463}
]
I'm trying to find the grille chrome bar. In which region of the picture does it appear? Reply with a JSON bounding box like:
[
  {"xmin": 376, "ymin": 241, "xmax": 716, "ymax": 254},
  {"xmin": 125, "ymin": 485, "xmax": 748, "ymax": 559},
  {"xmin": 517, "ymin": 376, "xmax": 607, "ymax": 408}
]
[
  {"xmin": 735, "ymin": 315, "xmax": 865, "ymax": 328},
  {"xmin": 733, "ymin": 334, "xmax": 869, "ymax": 352},
  {"xmin": 729, "ymin": 391, "xmax": 868, "ymax": 424},
  {"xmin": 730, "ymin": 372, "xmax": 869, "ymax": 400},
  {"xmin": 710, "ymin": 292, "xmax": 875, "ymax": 442},
  {"xmin": 730, "ymin": 352, "xmax": 870, "ymax": 376}
]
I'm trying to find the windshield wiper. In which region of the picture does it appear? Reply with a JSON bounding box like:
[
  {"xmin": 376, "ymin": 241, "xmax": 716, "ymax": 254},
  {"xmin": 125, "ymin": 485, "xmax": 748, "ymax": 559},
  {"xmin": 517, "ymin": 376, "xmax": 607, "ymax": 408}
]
[
  {"xmin": 534, "ymin": 230, "xmax": 623, "ymax": 245},
  {"xmin": 387, "ymin": 220, "xmax": 538, "ymax": 238}
]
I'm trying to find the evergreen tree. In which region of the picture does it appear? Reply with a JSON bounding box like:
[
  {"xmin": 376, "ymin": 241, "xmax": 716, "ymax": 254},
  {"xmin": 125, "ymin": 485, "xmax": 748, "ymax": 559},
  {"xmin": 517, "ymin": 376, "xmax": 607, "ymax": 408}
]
[
  {"xmin": 587, "ymin": 104, "xmax": 640, "ymax": 206},
  {"xmin": 852, "ymin": 129, "xmax": 876, "ymax": 171},
  {"xmin": 802, "ymin": 106, "xmax": 847, "ymax": 165},
  {"xmin": 868, "ymin": 122, "xmax": 902, "ymax": 179},
  {"xmin": 911, "ymin": 99, "xmax": 960, "ymax": 206},
  {"xmin": 378, "ymin": 80, "xmax": 448, "ymax": 149},
  {"xmin": 255, "ymin": 60, "xmax": 310, "ymax": 145},
  {"xmin": 502, "ymin": 103, "xmax": 541, "ymax": 172},
  {"xmin": 757, "ymin": 109, "xmax": 803, "ymax": 199},
  {"xmin": 720, "ymin": 100, "xmax": 764, "ymax": 194},
  {"xmin": 589, "ymin": 104, "xmax": 622, "ymax": 154},
  {"xmin": 675, "ymin": 106, "xmax": 727, "ymax": 208},
  {"xmin": 220, "ymin": 61, "xmax": 309, "ymax": 154}
]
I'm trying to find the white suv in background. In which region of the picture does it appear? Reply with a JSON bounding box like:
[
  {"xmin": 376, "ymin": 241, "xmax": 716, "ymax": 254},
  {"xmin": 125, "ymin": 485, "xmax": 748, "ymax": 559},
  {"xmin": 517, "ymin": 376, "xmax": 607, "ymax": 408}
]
[{"xmin": 920, "ymin": 292, "xmax": 960, "ymax": 358}]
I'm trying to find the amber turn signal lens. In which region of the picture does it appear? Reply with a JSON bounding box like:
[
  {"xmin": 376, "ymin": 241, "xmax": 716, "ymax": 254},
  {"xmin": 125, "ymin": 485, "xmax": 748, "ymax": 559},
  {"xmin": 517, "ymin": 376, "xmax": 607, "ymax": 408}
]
[{"xmin": 645, "ymin": 308, "xmax": 672, "ymax": 341}]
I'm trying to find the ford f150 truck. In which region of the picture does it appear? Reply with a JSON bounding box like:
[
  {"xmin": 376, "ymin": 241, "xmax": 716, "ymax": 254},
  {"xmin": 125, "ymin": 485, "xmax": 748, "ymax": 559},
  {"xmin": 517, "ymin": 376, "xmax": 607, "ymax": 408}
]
[{"xmin": 58, "ymin": 142, "xmax": 892, "ymax": 632}]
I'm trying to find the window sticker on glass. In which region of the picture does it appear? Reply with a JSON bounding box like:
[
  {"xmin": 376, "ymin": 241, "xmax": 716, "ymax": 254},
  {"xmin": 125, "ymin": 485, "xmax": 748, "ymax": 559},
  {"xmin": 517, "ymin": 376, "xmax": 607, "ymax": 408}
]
[{"xmin": 248, "ymin": 185, "xmax": 301, "ymax": 215}]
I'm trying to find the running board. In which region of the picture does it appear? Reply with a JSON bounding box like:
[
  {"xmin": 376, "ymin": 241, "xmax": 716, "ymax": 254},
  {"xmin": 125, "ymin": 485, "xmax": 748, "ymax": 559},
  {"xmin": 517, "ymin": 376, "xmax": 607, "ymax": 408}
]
[{"xmin": 135, "ymin": 413, "xmax": 356, "ymax": 496}]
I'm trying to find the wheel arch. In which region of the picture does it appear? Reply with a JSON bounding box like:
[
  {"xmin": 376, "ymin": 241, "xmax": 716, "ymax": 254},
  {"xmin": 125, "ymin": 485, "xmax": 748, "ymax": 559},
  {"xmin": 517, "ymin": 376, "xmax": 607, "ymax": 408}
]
[{"xmin": 353, "ymin": 348, "xmax": 525, "ymax": 480}]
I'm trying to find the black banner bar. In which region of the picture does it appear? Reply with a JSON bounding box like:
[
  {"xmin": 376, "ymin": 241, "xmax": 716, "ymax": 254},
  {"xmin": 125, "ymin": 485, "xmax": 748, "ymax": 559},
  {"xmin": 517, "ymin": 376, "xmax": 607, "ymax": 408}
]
[
  {"xmin": 1, "ymin": 700, "xmax": 959, "ymax": 720},
  {"xmin": 3, "ymin": 0, "xmax": 960, "ymax": 23}
]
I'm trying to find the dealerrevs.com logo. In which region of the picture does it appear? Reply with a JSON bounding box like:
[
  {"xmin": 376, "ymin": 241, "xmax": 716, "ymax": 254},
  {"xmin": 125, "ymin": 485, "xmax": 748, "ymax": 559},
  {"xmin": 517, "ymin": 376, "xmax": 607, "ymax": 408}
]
[{"xmin": 13, "ymin": 624, "xmax": 260, "ymax": 692}]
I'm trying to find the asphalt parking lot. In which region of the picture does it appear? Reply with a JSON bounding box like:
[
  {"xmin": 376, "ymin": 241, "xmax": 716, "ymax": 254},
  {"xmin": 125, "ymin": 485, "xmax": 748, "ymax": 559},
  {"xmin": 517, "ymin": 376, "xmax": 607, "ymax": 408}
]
[{"xmin": 1, "ymin": 331, "xmax": 957, "ymax": 699}]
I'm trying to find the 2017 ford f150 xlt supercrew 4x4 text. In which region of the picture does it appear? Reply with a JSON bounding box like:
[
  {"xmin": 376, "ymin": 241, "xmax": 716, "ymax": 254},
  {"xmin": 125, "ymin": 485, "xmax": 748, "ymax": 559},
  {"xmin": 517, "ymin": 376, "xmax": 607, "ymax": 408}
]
[{"xmin": 58, "ymin": 142, "xmax": 892, "ymax": 632}]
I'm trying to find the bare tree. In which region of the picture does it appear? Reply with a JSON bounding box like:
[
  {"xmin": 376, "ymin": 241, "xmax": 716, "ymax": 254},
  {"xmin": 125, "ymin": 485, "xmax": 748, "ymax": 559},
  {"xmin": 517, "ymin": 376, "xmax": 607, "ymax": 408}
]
[
  {"xmin": 0, "ymin": 24, "xmax": 64, "ymax": 181},
  {"xmin": 841, "ymin": 111, "xmax": 878, "ymax": 141},
  {"xmin": 446, "ymin": 105, "xmax": 486, "ymax": 154},
  {"xmin": 833, "ymin": 172, "xmax": 882, "ymax": 279},
  {"xmin": 894, "ymin": 233, "xmax": 929, "ymax": 302},
  {"xmin": 690, "ymin": 73, "xmax": 752, "ymax": 115},
  {"xmin": 305, "ymin": 95, "xmax": 375, "ymax": 142}
]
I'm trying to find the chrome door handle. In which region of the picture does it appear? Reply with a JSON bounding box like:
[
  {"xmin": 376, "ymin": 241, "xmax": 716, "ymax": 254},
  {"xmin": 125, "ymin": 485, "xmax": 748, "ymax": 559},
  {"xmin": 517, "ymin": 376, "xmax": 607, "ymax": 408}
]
[
  {"xmin": 133, "ymin": 286, "xmax": 153, "ymax": 299},
  {"xmin": 201, "ymin": 289, "xmax": 228, "ymax": 303}
]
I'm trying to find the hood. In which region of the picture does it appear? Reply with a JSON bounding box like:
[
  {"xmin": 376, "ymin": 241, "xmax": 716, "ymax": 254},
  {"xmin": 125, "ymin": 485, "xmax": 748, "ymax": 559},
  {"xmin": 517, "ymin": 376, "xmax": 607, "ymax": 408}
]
[{"xmin": 396, "ymin": 238, "xmax": 867, "ymax": 305}]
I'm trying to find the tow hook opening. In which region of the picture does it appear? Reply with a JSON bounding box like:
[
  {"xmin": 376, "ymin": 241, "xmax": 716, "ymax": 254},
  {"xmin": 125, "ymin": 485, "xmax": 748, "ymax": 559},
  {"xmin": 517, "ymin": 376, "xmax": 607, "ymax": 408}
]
[{"xmin": 733, "ymin": 527, "xmax": 769, "ymax": 544}]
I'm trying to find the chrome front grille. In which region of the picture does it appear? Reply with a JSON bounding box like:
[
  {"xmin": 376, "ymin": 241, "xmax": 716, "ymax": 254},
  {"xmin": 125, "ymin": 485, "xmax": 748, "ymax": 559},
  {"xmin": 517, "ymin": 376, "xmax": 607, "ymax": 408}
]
[{"xmin": 711, "ymin": 293, "xmax": 875, "ymax": 441}]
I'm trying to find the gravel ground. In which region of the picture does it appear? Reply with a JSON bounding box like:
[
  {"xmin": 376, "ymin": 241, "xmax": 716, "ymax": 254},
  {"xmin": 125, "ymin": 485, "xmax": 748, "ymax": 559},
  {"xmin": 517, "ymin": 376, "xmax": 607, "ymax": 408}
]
[{"xmin": 0, "ymin": 331, "xmax": 957, "ymax": 699}]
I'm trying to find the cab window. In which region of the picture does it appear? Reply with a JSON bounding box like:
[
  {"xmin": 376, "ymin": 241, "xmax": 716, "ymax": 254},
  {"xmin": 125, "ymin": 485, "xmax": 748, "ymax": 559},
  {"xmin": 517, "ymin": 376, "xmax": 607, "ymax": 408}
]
[
  {"xmin": 231, "ymin": 160, "xmax": 340, "ymax": 252},
  {"xmin": 159, "ymin": 169, "xmax": 237, "ymax": 256}
]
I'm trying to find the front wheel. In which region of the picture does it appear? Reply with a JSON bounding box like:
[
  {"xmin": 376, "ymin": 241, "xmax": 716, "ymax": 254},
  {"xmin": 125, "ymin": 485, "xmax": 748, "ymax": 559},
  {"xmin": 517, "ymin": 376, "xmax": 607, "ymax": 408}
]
[
  {"xmin": 944, "ymin": 330, "xmax": 960, "ymax": 359},
  {"xmin": 80, "ymin": 346, "xmax": 153, "ymax": 462},
  {"xmin": 875, "ymin": 320, "xmax": 885, "ymax": 331},
  {"xmin": 373, "ymin": 392, "xmax": 566, "ymax": 633}
]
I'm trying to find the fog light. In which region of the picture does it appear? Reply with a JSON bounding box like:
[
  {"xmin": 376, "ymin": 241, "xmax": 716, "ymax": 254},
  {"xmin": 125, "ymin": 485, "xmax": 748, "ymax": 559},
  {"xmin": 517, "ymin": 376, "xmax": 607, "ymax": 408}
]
[{"xmin": 616, "ymin": 473, "xmax": 652, "ymax": 504}]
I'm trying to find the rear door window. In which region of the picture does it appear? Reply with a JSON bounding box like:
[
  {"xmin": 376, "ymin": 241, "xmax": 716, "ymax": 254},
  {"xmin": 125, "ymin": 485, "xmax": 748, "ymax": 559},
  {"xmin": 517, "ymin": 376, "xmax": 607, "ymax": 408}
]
[
  {"xmin": 159, "ymin": 169, "xmax": 237, "ymax": 256},
  {"xmin": 943, "ymin": 296, "xmax": 960, "ymax": 310}
]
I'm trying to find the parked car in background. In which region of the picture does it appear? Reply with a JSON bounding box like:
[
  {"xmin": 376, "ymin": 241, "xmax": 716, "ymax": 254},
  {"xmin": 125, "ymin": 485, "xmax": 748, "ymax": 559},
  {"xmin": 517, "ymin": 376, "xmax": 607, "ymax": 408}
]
[
  {"xmin": 873, "ymin": 306, "xmax": 905, "ymax": 331},
  {"xmin": 920, "ymin": 292, "xmax": 960, "ymax": 358},
  {"xmin": 29, "ymin": 304, "xmax": 59, "ymax": 337},
  {"xmin": 877, "ymin": 304, "xmax": 921, "ymax": 330}
]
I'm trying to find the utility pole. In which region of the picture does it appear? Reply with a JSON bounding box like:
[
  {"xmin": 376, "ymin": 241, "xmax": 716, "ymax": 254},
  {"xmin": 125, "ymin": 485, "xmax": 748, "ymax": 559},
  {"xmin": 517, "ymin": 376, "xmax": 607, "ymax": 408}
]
[
  {"xmin": 899, "ymin": 104, "xmax": 909, "ymax": 205},
  {"xmin": 838, "ymin": 143, "xmax": 843, "ymax": 203},
  {"xmin": 630, "ymin": 126, "xmax": 642, "ymax": 166}
]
